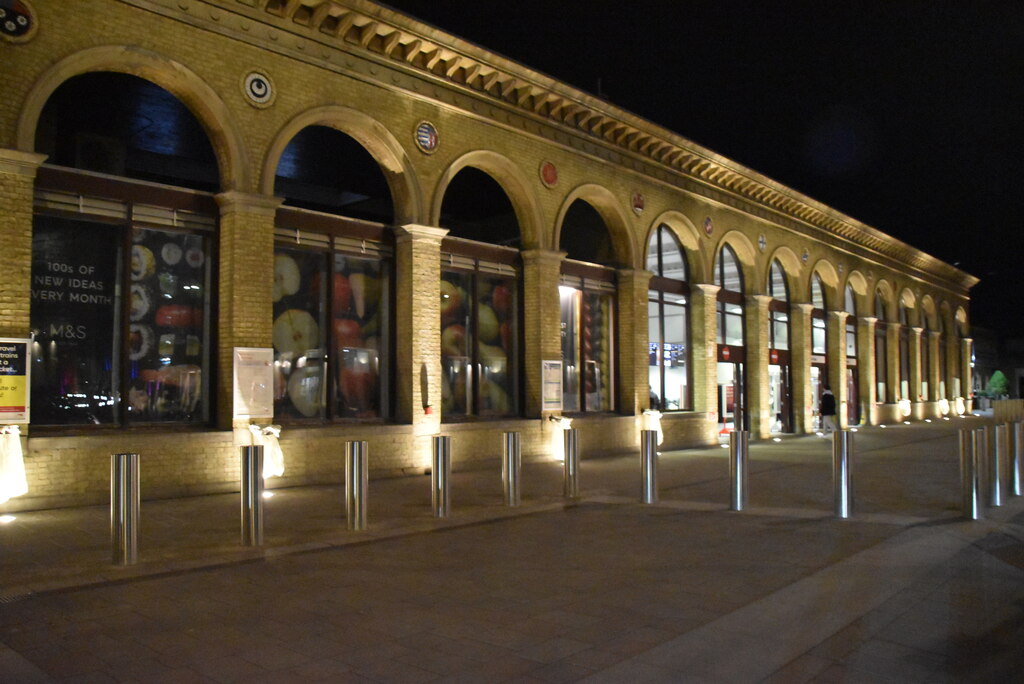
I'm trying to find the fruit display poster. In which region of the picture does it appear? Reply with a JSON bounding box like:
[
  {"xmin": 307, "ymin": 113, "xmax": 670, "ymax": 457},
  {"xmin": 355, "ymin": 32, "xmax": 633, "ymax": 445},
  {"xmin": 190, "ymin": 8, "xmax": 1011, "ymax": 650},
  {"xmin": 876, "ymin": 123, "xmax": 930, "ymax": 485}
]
[
  {"xmin": 542, "ymin": 360, "xmax": 562, "ymax": 411},
  {"xmin": 0, "ymin": 338, "xmax": 30, "ymax": 424},
  {"xmin": 233, "ymin": 347, "xmax": 274, "ymax": 420}
]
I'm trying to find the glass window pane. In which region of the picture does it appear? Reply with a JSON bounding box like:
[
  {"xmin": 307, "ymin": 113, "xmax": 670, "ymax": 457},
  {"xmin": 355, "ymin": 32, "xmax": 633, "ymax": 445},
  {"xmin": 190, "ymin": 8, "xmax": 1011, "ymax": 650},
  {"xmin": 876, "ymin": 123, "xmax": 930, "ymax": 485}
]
[
  {"xmin": 478, "ymin": 274, "xmax": 517, "ymax": 416},
  {"xmin": 717, "ymin": 247, "xmax": 742, "ymax": 292},
  {"xmin": 773, "ymin": 318, "xmax": 789, "ymax": 350},
  {"xmin": 663, "ymin": 301, "xmax": 688, "ymax": 410},
  {"xmin": 660, "ymin": 236, "xmax": 687, "ymax": 282},
  {"xmin": 845, "ymin": 286, "xmax": 856, "ymax": 315},
  {"xmin": 811, "ymin": 276, "xmax": 825, "ymax": 309},
  {"xmin": 30, "ymin": 215, "xmax": 120, "ymax": 425},
  {"xmin": 725, "ymin": 311, "xmax": 744, "ymax": 346},
  {"xmin": 441, "ymin": 271, "xmax": 473, "ymax": 417},
  {"xmin": 769, "ymin": 262, "xmax": 787, "ymax": 301},
  {"xmin": 273, "ymin": 248, "xmax": 327, "ymax": 419},
  {"xmin": 812, "ymin": 318, "xmax": 826, "ymax": 354},
  {"xmin": 645, "ymin": 232, "xmax": 660, "ymax": 273},
  {"xmin": 846, "ymin": 324, "xmax": 857, "ymax": 357},
  {"xmin": 560, "ymin": 287, "xmax": 579, "ymax": 412},
  {"xmin": 334, "ymin": 254, "xmax": 388, "ymax": 418},
  {"xmin": 582, "ymin": 291, "xmax": 613, "ymax": 411},
  {"xmin": 127, "ymin": 226, "xmax": 210, "ymax": 423}
]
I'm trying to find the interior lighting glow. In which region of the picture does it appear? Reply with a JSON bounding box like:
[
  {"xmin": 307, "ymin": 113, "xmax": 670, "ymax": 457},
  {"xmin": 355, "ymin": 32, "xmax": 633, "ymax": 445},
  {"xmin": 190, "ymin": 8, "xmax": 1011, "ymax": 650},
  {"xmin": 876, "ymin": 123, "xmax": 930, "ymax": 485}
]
[
  {"xmin": 0, "ymin": 515, "xmax": 15, "ymax": 524},
  {"xmin": 262, "ymin": 491, "xmax": 275, "ymax": 499}
]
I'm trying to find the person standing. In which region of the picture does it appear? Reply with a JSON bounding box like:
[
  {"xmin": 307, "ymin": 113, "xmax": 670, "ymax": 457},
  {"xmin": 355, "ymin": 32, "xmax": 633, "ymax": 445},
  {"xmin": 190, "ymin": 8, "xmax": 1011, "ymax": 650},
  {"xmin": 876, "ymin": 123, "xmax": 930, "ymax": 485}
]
[{"xmin": 820, "ymin": 386, "xmax": 837, "ymax": 433}]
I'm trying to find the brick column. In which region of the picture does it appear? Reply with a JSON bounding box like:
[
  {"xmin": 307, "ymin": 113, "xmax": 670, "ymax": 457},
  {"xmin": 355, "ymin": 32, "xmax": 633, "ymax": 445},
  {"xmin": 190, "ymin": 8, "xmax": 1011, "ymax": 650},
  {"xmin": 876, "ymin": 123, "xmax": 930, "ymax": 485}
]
[
  {"xmin": 946, "ymin": 335, "xmax": 960, "ymax": 400},
  {"xmin": 909, "ymin": 327, "xmax": 923, "ymax": 405},
  {"xmin": 886, "ymin": 323, "xmax": 900, "ymax": 402},
  {"xmin": 690, "ymin": 284, "xmax": 720, "ymax": 417},
  {"xmin": 521, "ymin": 249, "xmax": 565, "ymax": 417},
  {"xmin": 616, "ymin": 268, "xmax": 652, "ymax": 416},
  {"xmin": 746, "ymin": 294, "xmax": 772, "ymax": 438},
  {"xmin": 858, "ymin": 316, "xmax": 877, "ymax": 424},
  {"xmin": 790, "ymin": 303, "xmax": 813, "ymax": 433},
  {"xmin": 394, "ymin": 224, "xmax": 447, "ymax": 431},
  {"xmin": 926, "ymin": 330, "xmax": 941, "ymax": 402},
  {"xmin": 827, "ymin": 310, "xmax": 849, "ymax": 428},
  {"xmin": 214, "ymin": 192, "xmax": 282, "ymax": 429},
  {"xmin": 0, "ymin": 149, "xmax": 47, "ymax": 338}
]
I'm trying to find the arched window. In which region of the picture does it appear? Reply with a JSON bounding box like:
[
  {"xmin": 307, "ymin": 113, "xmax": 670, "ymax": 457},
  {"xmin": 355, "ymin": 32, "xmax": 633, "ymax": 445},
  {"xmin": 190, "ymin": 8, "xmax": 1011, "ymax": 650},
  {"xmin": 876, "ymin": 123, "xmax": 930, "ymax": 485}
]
[
  {"xmin": 715, "ymin": 246, "xmax": 744, "ymax": 346},
  {"xmin": 875, "ymin": 291, "xmax": 888, "ymax": 402},
  {"xmin": 271, "ymin": 125, "xmax": 395, "ymax": 422},
  {"xmin": 898, "ymin": 296, "xmax": 911, "ymax": 401},
  {"xmin": 845, "ymin": 285, "xmax": 857, "ymax": 359},
  {"xmin": 30, "ymin": 73, "xmax": 219, "ymax": 427},
  {"xmin": 844, "ymin": 284, "xmax": 860, "ymax": 424},
  {"xmin": 921, "ymin": 313, "xmax": 932, "ymax": 401},
  {"xmin": 767, "ymin": 261, "xmax": 789, "ymax": 350},
  {"xmin": 439, "ymin": 168, "xmax": 520, "ymax": 419},
  {"xmin": 646, "ymin": 225, "xmax": 690, "ymax": 411},
  {"xmin": 559, "ymin": 200, "xmax": 616, "ymax": 413}
]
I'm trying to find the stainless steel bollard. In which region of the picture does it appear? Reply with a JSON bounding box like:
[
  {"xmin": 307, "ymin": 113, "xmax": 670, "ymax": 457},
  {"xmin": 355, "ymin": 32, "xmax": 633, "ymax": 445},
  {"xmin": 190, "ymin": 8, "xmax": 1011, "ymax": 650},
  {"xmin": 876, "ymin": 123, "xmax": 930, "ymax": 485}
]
[
  {"xmin": 729, "ymin": 430, "xmax": 749, "ymax": 511},
  {"xmin": 502, "ymin": 431, "xmax": 521, "ymax": 507},
  {"xmin": 991, "ymin": 424, "xmax": 1007, "ymax": 507},
  {"xmin": 110, "ymin": 453, "xmax": 140, "ymax": 566},
  {"xmin": 345, "ymin": 440, "xmax": 369, "ymax": 531},
  {"xmin": 563, "ymin": 428, "xmax": 580, "ymax": 498},
  {"xmin": 432, "ymin": 436, "xmax": 451, "ymax": 518},
  {"xmin": 960, "ymin": 428, "xmax": 983, "ymax": 520},
  {"xmin": 641, "ymin": 429, "xmax": 658, "ymax": 504},
  {"xmin": 240, "ymin": 445, "xmax": 264, "ymax": 546},
  {"xmin": 1013, "ymin": 421, "xmax": 1023, "ymax": 497},
  {"xmin": 832, "ymin": 430, "xmax": 854, "ymax": 519}
]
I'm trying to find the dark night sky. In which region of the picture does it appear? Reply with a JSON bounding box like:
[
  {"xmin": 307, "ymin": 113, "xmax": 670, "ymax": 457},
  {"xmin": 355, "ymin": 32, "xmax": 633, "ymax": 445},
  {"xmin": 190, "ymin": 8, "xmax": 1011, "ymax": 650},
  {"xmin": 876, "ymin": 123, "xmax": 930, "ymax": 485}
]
[{"xmin": 382, "ymin": 0, "xmax": 1024, "ymax": 336}]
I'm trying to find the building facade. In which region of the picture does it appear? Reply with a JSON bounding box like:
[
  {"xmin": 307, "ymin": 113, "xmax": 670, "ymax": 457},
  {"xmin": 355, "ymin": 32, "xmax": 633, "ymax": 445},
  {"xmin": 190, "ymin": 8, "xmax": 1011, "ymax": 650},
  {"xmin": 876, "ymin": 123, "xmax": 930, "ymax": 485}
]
[{"xmin": 0, "ymin": 0, "xmax": 977, "ymax": 511}]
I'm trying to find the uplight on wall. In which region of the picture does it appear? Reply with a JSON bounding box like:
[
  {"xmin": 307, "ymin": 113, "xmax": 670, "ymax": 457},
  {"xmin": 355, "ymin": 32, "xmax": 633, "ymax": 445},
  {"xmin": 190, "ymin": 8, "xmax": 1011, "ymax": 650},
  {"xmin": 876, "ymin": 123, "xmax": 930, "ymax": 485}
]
[
  {"xmin": 938, "ymin": 398, "xmax": 950, "ymax": 416},
  {"xmin": 898, "ymin": 398, "xmax": 911, "ymax": 417},
  {"xmin": 955, "ymin": 397, "xmax": 966, "ymax": 416}
]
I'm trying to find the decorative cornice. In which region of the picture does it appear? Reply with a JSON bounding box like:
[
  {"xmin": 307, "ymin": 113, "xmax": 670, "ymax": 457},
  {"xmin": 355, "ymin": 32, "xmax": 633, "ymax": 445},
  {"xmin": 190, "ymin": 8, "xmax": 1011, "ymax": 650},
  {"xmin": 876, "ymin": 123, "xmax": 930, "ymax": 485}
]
[
  {"xmin": 125, "ymin": 1, "xmax": 976, "ymax": 292},
  {"xmin": 0, "ymin": 149, "xmax": 47, "ymax": 177}
]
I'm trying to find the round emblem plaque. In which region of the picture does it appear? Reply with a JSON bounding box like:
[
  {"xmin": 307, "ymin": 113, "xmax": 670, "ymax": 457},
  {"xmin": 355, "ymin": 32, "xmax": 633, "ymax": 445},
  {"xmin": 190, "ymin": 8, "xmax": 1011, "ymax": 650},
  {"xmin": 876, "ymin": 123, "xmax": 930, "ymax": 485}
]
[
  {"xmin": 241, "ymin": 71, "xmax": 275, "ymax": 108},
  {"xmin": 414, "ymin": 121, "xmax": 439, "ymax": 154},
  {"xmin": 703, "ymin": 217, "xmax": 714, "ymax": 237},
  {"xmin": 1, "ymin": 0, "xmax": 37, "ymax": 43},
  {"xmin": 539, "ymin": 161, "xmax": 558, "ymax": 187}
]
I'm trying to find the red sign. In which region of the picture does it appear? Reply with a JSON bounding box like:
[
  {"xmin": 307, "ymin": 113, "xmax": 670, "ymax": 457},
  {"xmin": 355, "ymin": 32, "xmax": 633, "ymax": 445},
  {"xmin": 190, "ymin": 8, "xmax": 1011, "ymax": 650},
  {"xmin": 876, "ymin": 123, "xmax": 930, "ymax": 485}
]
[
  {"xmin": 770, "ymin": 349, "xmax": 779, "ymax": 364},
  {"xmin": 722, "ymin": 346, "xmax": 731, "ymax": 360}
]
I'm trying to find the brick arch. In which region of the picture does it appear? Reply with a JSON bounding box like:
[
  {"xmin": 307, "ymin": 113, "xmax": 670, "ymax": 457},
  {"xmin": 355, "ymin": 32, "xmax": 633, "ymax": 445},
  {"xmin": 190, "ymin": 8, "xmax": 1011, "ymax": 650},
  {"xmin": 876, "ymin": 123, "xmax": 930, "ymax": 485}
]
[
  {"xmin": 554, "ymin": 184, "xmax": 634, "ymax": 267},
  {"xmin": 955, "ymin": 306, "xmax": 969, "ymax": 336},
  {"xmin": 765, "ymin": 246, "xmax": 802, "ymax": 299},
  {"xmin": 873, "ymin": 278, "xmax": 897, "ymax": 322},
  {"xmin": 16, "ymin": 45, "xmax": 249, "ymax": 191},
  {"xmin": 809, "ymin": 260, "xmax": 840, "ymax": 309},
  {"xmin": 645, "ymin": 210, "xmax": 704, "ymax": 282},
  {"xmin": 262, "ymin": 105, "xmax": 421, "ymax": 225},
  {"xmin": 431, "ymin": 150, "xmax": 543, "ymax": 249},
  {"xmin": 843, "ymin": 270, "xmax": 869, "ymax": 315},
  {"xmin": 921, "ymin": 295, "xmax": 938, "ymax": 330},
  {"xmin": 710, "ymin": 230, "xmax": 757, "ymax": 291},
  {"xmin": 899, "ymin": 287, "xmax": 918, "ymax": 326}
]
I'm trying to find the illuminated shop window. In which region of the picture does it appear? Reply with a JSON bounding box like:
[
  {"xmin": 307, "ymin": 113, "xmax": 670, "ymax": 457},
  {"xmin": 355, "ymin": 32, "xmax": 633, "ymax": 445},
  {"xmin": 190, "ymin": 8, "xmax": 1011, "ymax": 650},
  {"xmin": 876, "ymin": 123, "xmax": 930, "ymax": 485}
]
[
  {"xmin": 715, "ymin": 246, "xmax": 744, "ymax": 346},
  {"xmin": 767, "ymin": 261, "xmax": 789, "ymax": 351},
  {"xmin": 646, "ymin": 225, "xmax": 691, "ymax": 411},
  {"xmin": 811, "ymin": 274, "xmax": 827, "ymax": 355},
  {"xmin": 440, "ymin": 251, "xmax": 519, "ymax": 419},
  {"xmin": 30, "ymin": 194, "xmax": 214, "ymax": 426},
  {"xmin": 875, "ymin": 291, "xmax": 888, "ymax": 402},
  {"xmin": 560, "ymin": 275, "xmax": 615, "ymax": 413},
  {"xmin": 272, "ymin": 230, "xmax": 391, "ymax": 421}
]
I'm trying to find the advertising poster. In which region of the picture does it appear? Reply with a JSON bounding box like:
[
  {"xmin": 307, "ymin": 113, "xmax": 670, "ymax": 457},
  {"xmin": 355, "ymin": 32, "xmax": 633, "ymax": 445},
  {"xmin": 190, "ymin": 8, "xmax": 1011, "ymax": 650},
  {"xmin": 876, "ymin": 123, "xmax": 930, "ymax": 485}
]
[
  {"xmin": 233, "ymin": 347, "xmax": 274, "ymax": 420},
  {"xmin": 0, "ymin": 338, "xmax": 31, "ymax": 424},
  {"xmin": 542, "ymin": 359, "xmax": 563, "ymax": 411}
]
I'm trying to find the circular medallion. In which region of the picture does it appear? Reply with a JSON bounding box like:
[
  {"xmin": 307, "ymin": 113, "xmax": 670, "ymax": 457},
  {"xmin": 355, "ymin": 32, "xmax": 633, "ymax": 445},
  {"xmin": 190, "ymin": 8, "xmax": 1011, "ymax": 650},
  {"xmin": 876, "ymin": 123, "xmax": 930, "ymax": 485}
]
[
  {"xmin": 838, "ymin": 263, "xmax": 844, "ymax": 274},
  {"xmin": 802, "ymin": 249, "xmax": 810, "ymax": 263},
  {"xmin": 758, "ymin": 234, "xmax": 767, "ymax": 252},
  {"xmin": 631, "ymin": 191, "xmax": 645, "ymax": 216},
  {"xmin": 414, "ymin": 121, "xmax": 439, "ymax": 154},
  {"xmin": 703, "ymin": 217, "xmax": 714, "ymax": 237},
  {"xmin": 241, "ymin": 71, "xmax": 275, "ymax": 108},
  {"xmin": 1, "ymin": 0, "xmax": 37, "ymax": 43},
  {"xmin": 539, "ymin": 161, "xmax": 558, "ymax": 188}
]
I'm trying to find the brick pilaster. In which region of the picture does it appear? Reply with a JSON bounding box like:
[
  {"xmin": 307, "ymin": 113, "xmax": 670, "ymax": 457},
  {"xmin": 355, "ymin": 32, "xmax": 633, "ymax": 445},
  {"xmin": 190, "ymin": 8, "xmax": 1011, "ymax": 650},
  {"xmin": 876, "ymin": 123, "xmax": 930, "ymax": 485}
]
[
  {"xmin": 0, "ymin": 149, "xmax": 47, "ymax": 338},
  {"xmin": 521, "ymin": 249, "xmax": 565, "ymax": 417},
  {"xmin": 616, "ymin": 268, "xmax": 652, "ymax": 416},
  {"xmin": 214, "ymin": 191, "xmax": 282, "ymax": 429},
  {"xmin": 827, "ymin": 310, "xmax": 850, "ymax": 428},
  {"xmin": 909, "ymin": 327, "xmax": 923, "ymax": 404},
  {"xmin": 690, "ymin": 284, "xmax": 719, "ymax": 417},
  {"xmin": 746, "ymin": 294, "xmax": 772, "ymax": 438},
  {"xmin": 790, "ymin": 303, "xmax": 813, "ymax": 433},
  {"xmin": 858, "ymin": 316, "xmax": 877, "ymax": 424},
  {"xmin": 887, "ymin": 323, "xmax": 900, "ymax": 402},
  {"xmin": 394, "ymin": 224, "xmax": 447, "ymax": 430}
]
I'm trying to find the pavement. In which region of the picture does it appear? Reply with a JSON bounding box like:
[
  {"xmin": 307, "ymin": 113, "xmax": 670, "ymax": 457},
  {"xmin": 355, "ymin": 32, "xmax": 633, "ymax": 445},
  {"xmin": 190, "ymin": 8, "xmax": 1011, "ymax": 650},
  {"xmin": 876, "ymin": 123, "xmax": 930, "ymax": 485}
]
[{"xmin": 1, "ymin": 417, "xmax": 1023, "ymax": 683}]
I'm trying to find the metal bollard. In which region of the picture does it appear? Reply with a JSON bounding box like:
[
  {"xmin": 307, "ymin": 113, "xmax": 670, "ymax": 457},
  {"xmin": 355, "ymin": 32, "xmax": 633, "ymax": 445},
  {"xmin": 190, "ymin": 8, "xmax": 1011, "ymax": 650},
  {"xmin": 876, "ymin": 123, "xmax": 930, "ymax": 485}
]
[
  {"xmin": 991, "ymin": 424, "xmax": 1007, "ymax": 507},
  {"xmin": 345, "ymin": 441, "xmax": 369, "ymax": 531},
  {"xmin": 110, "ymin": 453, "xmax": 140, "ymax": 566},
  {"xmin": 729, "ymin": 430, "xmax": 749, "ymax": 511},
  {"xmin": 960, "ymin": 428, "xmax": 983, "ymax": 520},
  {"xmin": 563, "ymin": 428, "xmax": 580, "ymax": 498},
  {"xmin": 432, "ymin": 436, "xmax": 451, "ymax": 518},
  {"xmin": 1013, "ymin": 421, "xmax": 1023, "ymax": 497},
  {"xmin": 641, "ymin": 429, "xmax": 658, "ymax": 504},
  {"xmin": 240, "ymin": 445, "xmax": 264, "ymax": 546},
  {"xmin": 832, "ymin": 430, "xmax": 854, "ymax": 519},
  {"xmin": 502, "ymin": 431, "xmax": 521, "ymax": 507}
]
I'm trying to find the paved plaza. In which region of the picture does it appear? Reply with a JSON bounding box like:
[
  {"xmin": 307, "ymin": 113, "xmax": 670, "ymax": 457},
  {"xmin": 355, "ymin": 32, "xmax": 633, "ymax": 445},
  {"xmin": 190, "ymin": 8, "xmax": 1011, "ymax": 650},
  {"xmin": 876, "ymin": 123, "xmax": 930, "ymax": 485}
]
[{"xmin": 2, "ymin": 419, "xmax": 1023, "ymax": 682}]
